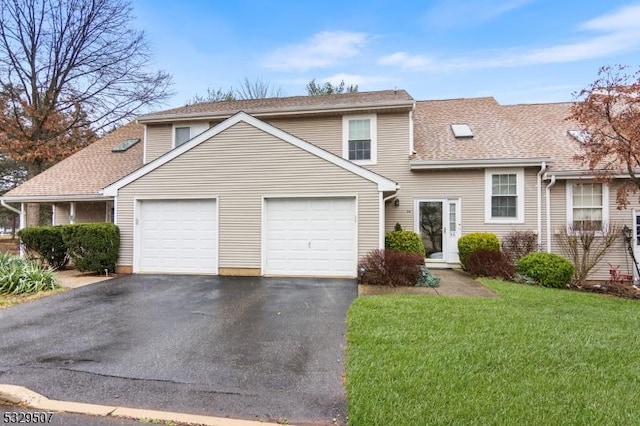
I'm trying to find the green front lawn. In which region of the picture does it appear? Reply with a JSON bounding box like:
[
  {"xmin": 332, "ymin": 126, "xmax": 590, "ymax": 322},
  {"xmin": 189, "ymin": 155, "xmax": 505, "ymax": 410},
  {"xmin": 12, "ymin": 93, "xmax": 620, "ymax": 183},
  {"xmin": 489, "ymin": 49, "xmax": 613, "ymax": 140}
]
[{"xmin": 346, "ymin": 279, "xmax": 640, "ymax": 425}]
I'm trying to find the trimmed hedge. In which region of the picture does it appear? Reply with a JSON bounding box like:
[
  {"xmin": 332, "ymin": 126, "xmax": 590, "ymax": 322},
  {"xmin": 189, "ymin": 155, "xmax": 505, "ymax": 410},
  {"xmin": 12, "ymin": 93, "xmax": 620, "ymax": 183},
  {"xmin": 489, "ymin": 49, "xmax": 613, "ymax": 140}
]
[
  {"xmin": 17, "ymin": 226, "xmax": 68, "ymax": 269},
  {"xmin": 385, "ymin": 230, "xmax": 425, "ymax": 256},
  {"xmin": 458, "ymin": 232, "xmax": 500, "ymax": 269},
  {"xmin": 516, "ymin": 252, "xmax": 574, "ymax": 289},
  {"xmin": 60, "ymin": 223, "xmax": 120, "ymax": 273}
]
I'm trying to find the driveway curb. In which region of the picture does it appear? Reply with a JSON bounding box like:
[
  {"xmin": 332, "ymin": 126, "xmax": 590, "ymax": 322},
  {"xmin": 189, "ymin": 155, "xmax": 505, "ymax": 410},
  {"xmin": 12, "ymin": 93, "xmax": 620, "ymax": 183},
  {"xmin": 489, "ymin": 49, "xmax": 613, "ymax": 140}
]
[{"xmin": 0, "ymin": 384, "xmax": 285, "ymax": 426}]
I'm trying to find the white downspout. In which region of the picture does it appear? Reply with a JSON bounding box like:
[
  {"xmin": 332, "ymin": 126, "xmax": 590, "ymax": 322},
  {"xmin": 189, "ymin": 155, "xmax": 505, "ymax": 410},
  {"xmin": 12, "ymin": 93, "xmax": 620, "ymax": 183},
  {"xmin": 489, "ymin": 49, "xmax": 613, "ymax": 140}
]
[
  {"xmin": 69, "ymin": 201, "xmax": 76, "ymax": 224},
  {"xmin": 381, "ymin": 193, "xmax": 398, "ymax": 248},
  {"xmin": 545, "ymin": 175, "xmax": 556, "ymax": 253},
  {"xmin": 0, "ymin": 199, "xmax": 21, "ymax": 216},
  {"xmin": 537, "ymin": 162, "xmax": 547, "ymax": 249}
]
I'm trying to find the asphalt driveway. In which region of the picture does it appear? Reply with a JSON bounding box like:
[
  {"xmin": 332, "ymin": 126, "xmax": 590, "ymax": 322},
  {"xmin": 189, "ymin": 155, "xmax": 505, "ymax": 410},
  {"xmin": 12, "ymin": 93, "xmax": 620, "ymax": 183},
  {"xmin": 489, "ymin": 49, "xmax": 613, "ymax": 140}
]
[{"xmin": 0, "ymin": 275, "xmax": 357, "ymax": 425}]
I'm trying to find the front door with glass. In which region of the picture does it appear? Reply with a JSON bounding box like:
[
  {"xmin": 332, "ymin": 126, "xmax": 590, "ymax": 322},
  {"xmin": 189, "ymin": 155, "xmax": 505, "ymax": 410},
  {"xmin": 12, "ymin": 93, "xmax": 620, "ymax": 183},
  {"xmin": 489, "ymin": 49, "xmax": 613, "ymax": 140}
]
[{"xmin": 415, "ymin": 199, "xmax": 461, "ymax": 263}]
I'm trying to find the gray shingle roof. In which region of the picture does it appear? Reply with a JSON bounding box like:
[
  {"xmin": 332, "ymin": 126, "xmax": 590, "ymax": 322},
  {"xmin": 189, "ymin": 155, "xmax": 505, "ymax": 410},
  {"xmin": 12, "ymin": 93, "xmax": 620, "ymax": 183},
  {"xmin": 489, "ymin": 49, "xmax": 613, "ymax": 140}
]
[
  {"xmin": 4, "ymin": 121, "xmax": 143, "ymax": 198},
  {"xmin": 138, "ymin": 90, "xmax": 415, "ymax": 121},
  {"xmin": 412, "ymin": 97, "xmax": 583, "ymax": 172}
]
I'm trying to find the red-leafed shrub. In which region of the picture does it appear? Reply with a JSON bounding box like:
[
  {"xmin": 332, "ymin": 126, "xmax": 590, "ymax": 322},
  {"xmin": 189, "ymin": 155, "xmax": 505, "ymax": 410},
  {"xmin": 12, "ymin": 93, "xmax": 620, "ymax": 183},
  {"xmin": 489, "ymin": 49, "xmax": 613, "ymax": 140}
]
[
  {"xmin": 502, "ymin": 230, "xmax": 538, "ymax": 264},
  {"xmin": 359, "ymin": 249, "xmax": 424, "ymax": 287},
  {"xmin": 465, "ymin": 249, "xmax": 515, "ymax": 280}
]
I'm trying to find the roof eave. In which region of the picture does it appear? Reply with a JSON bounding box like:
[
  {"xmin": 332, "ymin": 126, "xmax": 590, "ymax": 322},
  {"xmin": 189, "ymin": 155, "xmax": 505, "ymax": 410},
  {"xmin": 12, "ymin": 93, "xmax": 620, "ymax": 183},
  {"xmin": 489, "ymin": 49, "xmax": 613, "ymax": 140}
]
[
  {"xmin": 1, "ymin": 194, "xmax": 112, "ymax": 203},
  {"xmin": 543, "ymin": 170, "xmax": 634, "ymax": 180},
  {"xmin": 137, "ymin": 101, "xmax": 416, "ymax": 124},
  {"xmin": 410, "ymin": 158, "xmax": 551, "ymax": 170}
]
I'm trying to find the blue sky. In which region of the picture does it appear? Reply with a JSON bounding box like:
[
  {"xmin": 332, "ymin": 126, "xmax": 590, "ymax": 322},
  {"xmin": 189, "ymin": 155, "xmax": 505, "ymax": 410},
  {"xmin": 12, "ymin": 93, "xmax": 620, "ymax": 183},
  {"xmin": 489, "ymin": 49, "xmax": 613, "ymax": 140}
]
[{"xmin": 132, "ymin": 0, "xmax": 640, "ymax": 107}]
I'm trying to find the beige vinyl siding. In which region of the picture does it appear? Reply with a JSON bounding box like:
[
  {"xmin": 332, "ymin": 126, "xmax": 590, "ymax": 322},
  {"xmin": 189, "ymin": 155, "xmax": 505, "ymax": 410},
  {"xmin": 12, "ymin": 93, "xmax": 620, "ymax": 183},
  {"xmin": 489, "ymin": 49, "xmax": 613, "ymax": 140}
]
[
  {"xmin": 548, "ymin": 179, "xmax": 635, "ymax": 281},
  {"xmin": 144, "ymin": 123, "xmax": 172, "ymax": 163},
  {"xmin": 145, "ymin": 121, "xmax": 216, "ymax": 163},
  {"xmin": 266, "ymin": 116, "xmax": 342, "ymax": 156},
  {"xmin": 53, "ymin": 201, "xmax": 107, "ymax": 225},
  {"xmin": 384, "ymin": 168, "xmax": 541, "ymax": 237},
  {"xmin": 54, "ymin": 204, "xmax": 70, "ymax": 225},
  {"xmin": 116, "ymin": 121, "xmax": 380, "ymax": 270}
]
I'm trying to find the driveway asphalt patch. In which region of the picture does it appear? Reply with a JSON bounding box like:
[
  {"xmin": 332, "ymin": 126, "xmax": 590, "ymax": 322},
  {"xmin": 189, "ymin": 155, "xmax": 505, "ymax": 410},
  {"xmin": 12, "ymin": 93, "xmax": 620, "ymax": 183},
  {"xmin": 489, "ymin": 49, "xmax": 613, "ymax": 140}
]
[{"xmin": 0, "ymin": 275, "xmax": 356, "ymax": 425}]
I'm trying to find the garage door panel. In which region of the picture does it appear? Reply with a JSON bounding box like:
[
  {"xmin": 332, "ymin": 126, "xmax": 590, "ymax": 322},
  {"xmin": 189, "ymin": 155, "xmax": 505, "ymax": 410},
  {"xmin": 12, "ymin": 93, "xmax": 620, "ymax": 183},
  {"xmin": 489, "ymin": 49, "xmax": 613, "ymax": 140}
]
[
  {"xmin": 265, "ymin": 198, "xmax": 356, "ymax": 277},
  {"xmin": 138, "ymin": 199, "xmax": 218, "ymax": 274}
]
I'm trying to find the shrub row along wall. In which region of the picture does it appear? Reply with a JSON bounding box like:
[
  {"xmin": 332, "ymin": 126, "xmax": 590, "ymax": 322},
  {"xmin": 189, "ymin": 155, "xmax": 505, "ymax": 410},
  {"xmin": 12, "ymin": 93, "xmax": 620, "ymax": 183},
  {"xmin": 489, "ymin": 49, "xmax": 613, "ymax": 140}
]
[{"xmin": 18, "ymin": 223, "xmax": 120, "ymax": 273}]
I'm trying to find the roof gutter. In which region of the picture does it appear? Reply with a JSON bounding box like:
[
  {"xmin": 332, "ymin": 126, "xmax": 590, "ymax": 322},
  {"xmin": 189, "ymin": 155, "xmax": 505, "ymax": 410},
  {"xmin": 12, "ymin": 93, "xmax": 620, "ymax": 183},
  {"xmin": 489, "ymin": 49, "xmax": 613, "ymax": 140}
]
[
  {"xmin": 137, "ymin": 101, "xmax": 416, "ymax": 124},
  {"xmin": 0, "ymin": 199, "xmax": 21, "ymax": 215},
  {"xmin": 411, "ymin": 158, "xmax": 551, "ymax": 170},
  {"xmin": 1, "ymin": 195, "xmax": 112, "ymax": 203}
]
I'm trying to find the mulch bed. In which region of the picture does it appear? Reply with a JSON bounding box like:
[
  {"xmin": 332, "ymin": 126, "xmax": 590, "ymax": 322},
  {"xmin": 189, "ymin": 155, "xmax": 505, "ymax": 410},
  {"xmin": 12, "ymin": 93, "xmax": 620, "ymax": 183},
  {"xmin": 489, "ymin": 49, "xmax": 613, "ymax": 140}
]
[{"xmin": 574, "ymin": 281, "xmax": 640, "ymax": 300}]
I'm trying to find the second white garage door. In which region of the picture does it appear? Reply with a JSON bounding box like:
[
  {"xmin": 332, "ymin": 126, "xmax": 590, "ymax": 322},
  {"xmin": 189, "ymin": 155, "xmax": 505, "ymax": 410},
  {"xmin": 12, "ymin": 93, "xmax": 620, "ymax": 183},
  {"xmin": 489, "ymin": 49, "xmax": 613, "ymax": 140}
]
[
  {"xmin": 138, "ymin": 199, "xmax": 218, "ymax": 274},
  {"xmin": 265, "ymin": 197, "xmax": 356, "ymax": 277}
]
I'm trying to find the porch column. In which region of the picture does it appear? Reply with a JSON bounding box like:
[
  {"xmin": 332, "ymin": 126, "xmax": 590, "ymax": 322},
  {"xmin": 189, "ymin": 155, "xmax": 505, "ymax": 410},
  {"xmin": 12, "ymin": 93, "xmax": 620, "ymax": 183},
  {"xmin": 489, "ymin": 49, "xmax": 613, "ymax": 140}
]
[
  {"xmin": 69, "ymin": 201, "xmax": 76, "ymax": 224},
  {"xmin": 51, "ymin": 203, "xmax": 56, "ymax": 225},
  {"xmin": 19, "ymin": 203, "xmax": 25, "ymax": 257}
]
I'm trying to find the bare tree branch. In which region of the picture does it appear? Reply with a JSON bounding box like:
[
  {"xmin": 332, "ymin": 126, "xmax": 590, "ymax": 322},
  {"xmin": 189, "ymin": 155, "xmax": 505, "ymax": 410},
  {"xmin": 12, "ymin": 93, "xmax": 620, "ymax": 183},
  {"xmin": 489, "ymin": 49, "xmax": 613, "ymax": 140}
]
[{"xmin": 0, "ymin": 0, "xmax": 173, "ymax": 176}]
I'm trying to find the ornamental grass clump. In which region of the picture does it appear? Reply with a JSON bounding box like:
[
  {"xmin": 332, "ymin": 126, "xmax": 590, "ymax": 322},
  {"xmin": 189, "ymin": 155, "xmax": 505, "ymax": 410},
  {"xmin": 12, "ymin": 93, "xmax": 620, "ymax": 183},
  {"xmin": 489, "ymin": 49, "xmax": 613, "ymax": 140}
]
[{"xmin": 0, "ymin": 252, "xmax": 58, "ymax": 294}]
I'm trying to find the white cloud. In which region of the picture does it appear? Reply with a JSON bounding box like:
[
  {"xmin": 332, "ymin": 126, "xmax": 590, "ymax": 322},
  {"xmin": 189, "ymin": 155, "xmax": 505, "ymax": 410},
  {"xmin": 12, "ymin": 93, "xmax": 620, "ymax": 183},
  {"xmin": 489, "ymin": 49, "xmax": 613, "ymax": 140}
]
[
  {"xmin": 378, "ymin": 52, "xmax": 432, "ymax": 70},
  {"xmin": 383, "ymin": 3, "xmax": 640, "ymax": 72},
  {"xmin": 262, "ymin": 31, "xmax": 369, "ymax": 71}
]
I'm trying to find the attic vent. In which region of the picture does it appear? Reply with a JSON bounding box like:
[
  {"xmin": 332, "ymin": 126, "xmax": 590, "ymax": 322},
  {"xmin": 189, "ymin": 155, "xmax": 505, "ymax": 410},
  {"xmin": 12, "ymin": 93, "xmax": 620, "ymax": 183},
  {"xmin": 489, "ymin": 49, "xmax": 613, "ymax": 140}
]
[
  {"xmin": 451, "ymin": 124, "xmax": 473, "ymax": 138},
  {"xmin": 112, "ymin": 138, "xmax": 140, "ymax": 152},
  {"xmin": 568, "ymin": 130, "xmax": 589, "ymax": 144}
]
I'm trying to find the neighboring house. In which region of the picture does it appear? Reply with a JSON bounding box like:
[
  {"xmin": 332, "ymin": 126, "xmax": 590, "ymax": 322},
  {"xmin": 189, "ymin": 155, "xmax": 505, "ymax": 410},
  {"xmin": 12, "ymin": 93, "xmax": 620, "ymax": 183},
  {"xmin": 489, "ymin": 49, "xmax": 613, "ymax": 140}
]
[{"xmin": 3, "ymin": 90, "xmax": 638, "ymax": 280}]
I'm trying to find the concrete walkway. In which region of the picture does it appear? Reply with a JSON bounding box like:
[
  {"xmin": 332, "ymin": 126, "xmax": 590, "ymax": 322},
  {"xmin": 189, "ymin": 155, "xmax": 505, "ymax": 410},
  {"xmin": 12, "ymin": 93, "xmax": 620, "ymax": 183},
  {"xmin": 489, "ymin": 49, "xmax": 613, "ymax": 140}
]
[
  {"xmin": 55, "ymin": 269, "xmax": 114, "ymax": 289},
  {"xmin": 358, "ymin": 268, "xmax": 496, "ymax": 297}
]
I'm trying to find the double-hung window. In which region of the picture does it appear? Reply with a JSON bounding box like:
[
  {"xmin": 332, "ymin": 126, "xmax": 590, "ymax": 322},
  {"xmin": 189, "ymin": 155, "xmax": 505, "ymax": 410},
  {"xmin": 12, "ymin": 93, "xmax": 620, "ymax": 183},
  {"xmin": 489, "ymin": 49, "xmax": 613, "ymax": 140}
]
[
  {"xmin": 343, "ymin": 114, "xmax": 377, "ymax": 164},
  {"xmin": 174, "ymin": 127, "xmax": 191, "ymax": 147},
  {"xmin": 485, "ymin": 168, "xmax": 524, "ymax": 223},
  {"xmin": 172, "ymin": 122, "xmax": 209, "ymax": 148},
  {"xmin": 567, "ymin": 182, "xmax": 608, "ymax": 232}
]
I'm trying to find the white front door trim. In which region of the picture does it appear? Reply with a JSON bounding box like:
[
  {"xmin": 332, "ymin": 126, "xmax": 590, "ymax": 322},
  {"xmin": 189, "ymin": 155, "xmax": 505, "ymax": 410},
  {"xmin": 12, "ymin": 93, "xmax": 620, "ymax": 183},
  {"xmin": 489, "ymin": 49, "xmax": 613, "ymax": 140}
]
[{"xmin": 414, "ymin": 198, "xmax": 461, "ymax": 264}]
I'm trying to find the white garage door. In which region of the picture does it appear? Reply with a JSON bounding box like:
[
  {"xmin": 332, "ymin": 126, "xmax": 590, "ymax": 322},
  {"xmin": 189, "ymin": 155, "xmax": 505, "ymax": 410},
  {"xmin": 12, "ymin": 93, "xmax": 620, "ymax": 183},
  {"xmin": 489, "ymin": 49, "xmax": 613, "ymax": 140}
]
[
  {"xmin": 265, "ymin": 198, "xmax": 356, "ymax": 277},
  {"xmin": 138, "ymin": 199, "xmax": 218, "ymax": 274}
]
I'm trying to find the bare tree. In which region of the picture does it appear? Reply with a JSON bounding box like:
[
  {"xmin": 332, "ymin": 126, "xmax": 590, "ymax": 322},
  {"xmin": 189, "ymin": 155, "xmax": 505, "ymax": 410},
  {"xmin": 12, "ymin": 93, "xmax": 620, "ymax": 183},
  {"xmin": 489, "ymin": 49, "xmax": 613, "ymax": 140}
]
[
  {"xmin": 187, "ymin": 87, "xmax": 235, "ymax": 105},
  {"xmin": 0, "ymin": 0, "xmax": 173, "ymax": 177},
  {"xmin": 234, "ymin": 77, "xmax": 282, "ymax": 100},
  {"xmin": 555, "ymin": 223, "xmax": 621, "ymax": 286},
  {"xmin": 306, "ymin": 78, "xmax": 358, "ymax": 95}
]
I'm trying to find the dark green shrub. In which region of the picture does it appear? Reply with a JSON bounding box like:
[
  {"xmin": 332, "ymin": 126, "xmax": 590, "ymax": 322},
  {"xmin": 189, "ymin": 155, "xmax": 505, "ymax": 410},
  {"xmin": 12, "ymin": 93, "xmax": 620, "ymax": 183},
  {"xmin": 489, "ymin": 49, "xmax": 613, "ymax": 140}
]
[
  {"xmin": 17, "ymin": 226, "xmax": 68, "ymax": 269},
  {"xmin": 394, "ymin": 222, "xmax": 403, "ymax": 231},
  {"xmin": 516, "ymin": 252, "xmax": 574, "ymax": 289},
  {"xmin": 465, "ymin": 249, "xmax": 515, "ymax": 280},
  {"xmin": 359, "ymin": 249, "xmax": 424, "ymax": 286},
  {"xmin": 458, "ymin": 232, "xmax": 500, "ymax": 269},
  {"xmin": 385, "ymin": 230, "xmax": 425, "ymax": 256},
  {"xmin": 61, "ymin": 223, "xmax": 120, "ymax": 273}
]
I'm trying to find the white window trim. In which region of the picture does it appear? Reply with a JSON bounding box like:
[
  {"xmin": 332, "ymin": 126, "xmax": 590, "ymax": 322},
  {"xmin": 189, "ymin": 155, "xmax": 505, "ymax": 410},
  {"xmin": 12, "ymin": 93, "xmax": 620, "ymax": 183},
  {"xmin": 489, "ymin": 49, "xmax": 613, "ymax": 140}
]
[
  {"xmin": 484, "ymin": 168, "xmax": 525, "ymax": 224},
  {"xmin": 172, "ymin": 122, "xmax": 209, "ymax": 148},
  {"xmin": 342, "ymin": 114, "xmax": 377, "ymax": 165},
  {"xmin": 565, "ymin": 181, "xmax": 609, "ymax": 233}
]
